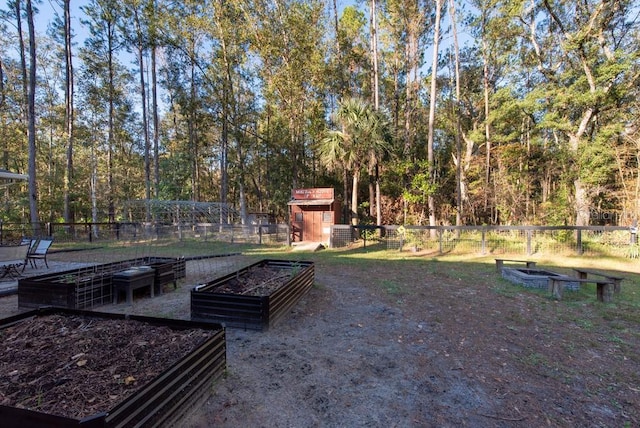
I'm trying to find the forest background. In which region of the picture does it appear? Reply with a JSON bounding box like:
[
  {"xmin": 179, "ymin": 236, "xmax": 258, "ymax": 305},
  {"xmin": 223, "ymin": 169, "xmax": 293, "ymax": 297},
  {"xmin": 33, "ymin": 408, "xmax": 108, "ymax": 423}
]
[{"xmin": 0, "ymin": 0, "xmax": 639, "ymax": 234}]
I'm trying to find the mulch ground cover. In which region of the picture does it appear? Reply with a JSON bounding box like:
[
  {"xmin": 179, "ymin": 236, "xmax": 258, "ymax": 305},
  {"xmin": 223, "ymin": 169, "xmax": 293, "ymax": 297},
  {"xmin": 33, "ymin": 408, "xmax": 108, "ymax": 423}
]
[{"xmin": 0, "ymin": 313, "xmax": 213, "ymax": 419}]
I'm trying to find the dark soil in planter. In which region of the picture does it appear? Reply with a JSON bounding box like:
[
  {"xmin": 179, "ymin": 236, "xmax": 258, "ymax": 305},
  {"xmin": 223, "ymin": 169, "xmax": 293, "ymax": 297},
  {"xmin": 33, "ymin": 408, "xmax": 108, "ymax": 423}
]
[
  {"xmin": 208, "ymin": 266, "xmax": 291, "ymax": 296},
  {"xmin": 191, "ymin": 260, "xmax": 314, "ymax": 331},
  {"xmin": 0, "ymin": 313, "xmax": 214, "ymax": 420}
]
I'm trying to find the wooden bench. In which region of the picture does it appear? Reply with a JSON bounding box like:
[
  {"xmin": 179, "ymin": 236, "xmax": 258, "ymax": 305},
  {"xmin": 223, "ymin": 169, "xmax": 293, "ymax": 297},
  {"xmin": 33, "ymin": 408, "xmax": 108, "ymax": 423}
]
[
  {"xmin": 495, "ymin": 259, "xmax": 537, "ymax": 272},
  {"xmin": 572, "ymin": 268, "xmax": 624, "ymax": 295},
  {"xmin": 548, "ymin": 275, "xmax": 614, "ymax": 302}
]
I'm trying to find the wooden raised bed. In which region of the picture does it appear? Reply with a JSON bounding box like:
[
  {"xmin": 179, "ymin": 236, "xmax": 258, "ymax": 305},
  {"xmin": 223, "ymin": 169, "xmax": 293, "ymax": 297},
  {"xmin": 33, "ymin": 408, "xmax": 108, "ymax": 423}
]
[
  {"xmin": 18, "ymin": 257, "xmax": 186, "ymax": 310},
  {"xmin": 190, "ymin": 259, "xmax": 314, "ymax": 331},
  {"xmin": 0, "ymin": 307, "xmax": 226, "ymax": 428}
]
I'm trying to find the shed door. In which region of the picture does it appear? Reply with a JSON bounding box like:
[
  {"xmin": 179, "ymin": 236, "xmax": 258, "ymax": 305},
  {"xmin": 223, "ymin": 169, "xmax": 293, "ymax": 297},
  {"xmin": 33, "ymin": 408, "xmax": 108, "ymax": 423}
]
[
  {"xmin": 302, "ymin": 210, "xmax": 324, "ymax": 242},
  {"xmin": 311, "ymin": 211, "xmax": 324, "ymax": 241}
]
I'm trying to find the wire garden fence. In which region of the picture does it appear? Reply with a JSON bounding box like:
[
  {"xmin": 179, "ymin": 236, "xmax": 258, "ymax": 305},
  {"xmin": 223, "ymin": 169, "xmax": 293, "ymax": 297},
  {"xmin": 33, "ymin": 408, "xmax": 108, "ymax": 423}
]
[
  {"xmin": 1, "ymin": 221, "xmax": 637, "ymax": 258},
  {"xmin": 0, "ymin": 222, "xmax": 291, "ymax": 246},
  {"xmin": 334, "ymin": 225, "xmax": 638, "ymax": 258}
]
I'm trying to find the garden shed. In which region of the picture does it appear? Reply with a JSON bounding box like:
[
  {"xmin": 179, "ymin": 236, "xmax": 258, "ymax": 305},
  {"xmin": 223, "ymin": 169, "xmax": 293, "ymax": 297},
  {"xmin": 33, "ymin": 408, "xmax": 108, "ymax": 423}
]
[{"xmin": 288, "ymin": 188, "xmax": 341, "ymax": 243}]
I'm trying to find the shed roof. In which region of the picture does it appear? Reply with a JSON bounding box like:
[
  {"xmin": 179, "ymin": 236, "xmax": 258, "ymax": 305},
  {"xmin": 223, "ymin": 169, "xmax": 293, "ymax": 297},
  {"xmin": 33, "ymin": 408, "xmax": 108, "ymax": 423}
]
[{"xmin": 287, "ymin": 199, "xmax": 334, "ymax": 206}]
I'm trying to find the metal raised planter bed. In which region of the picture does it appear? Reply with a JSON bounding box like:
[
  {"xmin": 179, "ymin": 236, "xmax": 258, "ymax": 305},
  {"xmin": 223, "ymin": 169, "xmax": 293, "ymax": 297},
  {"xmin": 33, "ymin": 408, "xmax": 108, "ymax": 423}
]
[
  {"xmin": 18, "ymin": 257, "xmax": 186, "ymax": 310},
  {"xmin": 0, "ymin": 307, "xmax": 226, "ymax": 428},
  {"xmin": 191, "ymin": 259, "xmax": 314, "ymax": 331},
  {"xmin": 18, "ymin": 268, "xmax": 113, "ymax": 309}
]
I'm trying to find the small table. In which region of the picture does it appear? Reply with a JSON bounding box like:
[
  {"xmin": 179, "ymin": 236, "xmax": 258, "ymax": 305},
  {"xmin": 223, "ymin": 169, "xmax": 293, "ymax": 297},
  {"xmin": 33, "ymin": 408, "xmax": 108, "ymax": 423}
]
[{"xmin": 112, "ymin": 267, "xmax": 155, "ymax": 304}]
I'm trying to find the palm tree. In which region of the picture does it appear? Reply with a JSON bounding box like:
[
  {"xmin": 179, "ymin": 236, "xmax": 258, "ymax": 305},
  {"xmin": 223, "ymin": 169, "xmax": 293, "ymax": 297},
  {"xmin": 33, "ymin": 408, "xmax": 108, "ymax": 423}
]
[{"xmin": 318, "ymin": 97, "xmax": 390, "ymax": 226}]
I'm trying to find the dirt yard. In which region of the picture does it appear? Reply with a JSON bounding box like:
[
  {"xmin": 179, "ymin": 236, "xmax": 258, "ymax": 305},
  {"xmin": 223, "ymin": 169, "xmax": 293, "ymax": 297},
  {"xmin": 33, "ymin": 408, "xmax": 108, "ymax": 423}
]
[{"xmin": 0, "ymin": 252, "xmax": 638, "ymax": 427}]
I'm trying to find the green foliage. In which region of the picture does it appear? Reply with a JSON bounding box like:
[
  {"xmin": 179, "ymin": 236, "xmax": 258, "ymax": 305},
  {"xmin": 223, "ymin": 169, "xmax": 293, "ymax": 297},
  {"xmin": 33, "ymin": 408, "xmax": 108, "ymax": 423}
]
[
  {"xmin": 578, "ymin": 142, "xmax": 616, "ymax": 187},
  {"xmin": 402, "ymin": 160, "xmax": 436, "ymax": 205},
  {"xmin": 538, "ymin": 188, "xmax": 573, "ymax": 226}
]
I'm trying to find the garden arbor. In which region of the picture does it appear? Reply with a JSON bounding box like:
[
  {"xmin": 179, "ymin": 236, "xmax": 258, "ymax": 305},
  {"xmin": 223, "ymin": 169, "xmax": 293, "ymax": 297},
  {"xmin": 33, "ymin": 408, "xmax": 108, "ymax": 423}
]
[
  {"xmin": 123, "ymin": 200, "xmax": 240, "ymax": 225},
  {"xmin": 0, "ymin": 169, "xmax": 28, "ymax": 188}
]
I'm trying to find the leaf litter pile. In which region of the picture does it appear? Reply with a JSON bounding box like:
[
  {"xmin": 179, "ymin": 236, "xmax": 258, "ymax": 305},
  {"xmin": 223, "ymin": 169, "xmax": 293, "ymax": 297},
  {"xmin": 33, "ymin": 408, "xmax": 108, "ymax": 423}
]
[
  {"xmin": 0, "ymin": 314, "xmax": 214, "ymax": 419},
  {"xmin": 210, "ymin": 266, "xmax": 291, "ymax": 296}
]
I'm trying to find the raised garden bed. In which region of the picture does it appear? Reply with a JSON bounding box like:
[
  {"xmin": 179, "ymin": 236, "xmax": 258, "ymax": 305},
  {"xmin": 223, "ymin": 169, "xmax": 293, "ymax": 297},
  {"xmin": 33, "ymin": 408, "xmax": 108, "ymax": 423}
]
[
  {"xmin": 0, "ymin": 307, "xmax": 226, "ymax": 428},
  {"xmin": 191, "ymin": 259, "xmax": 314, "ymax": 331},
  {"xmin": 18, "ymin": 257, "xmax": 186, "ymax": 310}
]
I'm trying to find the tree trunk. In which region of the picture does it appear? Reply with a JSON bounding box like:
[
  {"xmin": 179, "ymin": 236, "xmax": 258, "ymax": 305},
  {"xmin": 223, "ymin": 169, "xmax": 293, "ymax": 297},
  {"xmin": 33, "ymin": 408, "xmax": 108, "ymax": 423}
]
[
  {"xmin": 369, "ymin": 164, "xmax": 375, "ymax": 218},
  {"xmin": 0, "ymin": 57, "xmax": 4, "ymax": 109},
  {"xmin": 107, "ymin": 20, "xmax": 115, "ymax": 223},
  {"xmin": 570, "ymin": 131, "xmax": 592, "ymax": 226},
  {"xmin": 151, "ymin": 46, "xmax": 159, "ymax": 199},
  {"xmin": 375, "ymin": 163, "xmax": 381, "ymax": 226},
  {"xmin": 482, "ymin": 37, "xmax": 491, "ymax": 212},
  {"xmin": 220, "ymin": 101, "xmax": 229, "ymax": 226},
  {"xmin": 189, "ymin": 53, "xmax": 199, "ymax": 201},
  {"xmin": 369, "ymin": 0, "xmax": 381, "ymax": 225},
  {"xmin": 15, "ymin": 1, "xmax": 31, "ymax": 223},
  {"xmin": 63, "ymin": 0, "xmax": 74, "ymax": 225},
  {"xmin": 150, "ymin": 0, "xmax": 159, "ymax": 200},
  {"xmin": 91, "ymin": 144, "xmax": 98, "ymax": 234},
  {"xmin": 16, "ymin": 0, "xmax": 27, "ymax": 127},
  {"xmin": 351, "ymin": 170, "xmax": 359, "ymax": 226},
  {"xmin": 26, "ymin": 0, "xmax": 40, "ymax": 234},
  {"xmin": 133, "ymin": 9, "xmax": 151, "ymax": 220},
  {"xmin": 449, "ymin": 0, "xmax": 463, "ymax": 227},
  {"xmin": 370, "ymin": 0, "xmax": 379, "ymax": 110},
  {"xmin": 0, "ymin": 57, "xmax": 6, "ymax": 192},
  {"xmin": 221, "ymin": 97, "xmax": 229, "ymax": 224},
  {"xmin": 427, "ymin": 0, "xmax": 443, "ymax": 234},
  {"xmin": 214, "ymin": 6, "xmax": 235, "ymax": 226},
  {"xmin": 237, "ymin": 131, "xmax": 247, "ymax": 225},
  {"xmin": 404, "ymin": 19, "xmax": 419, "ymax": 157},
  {"xmin": 343, "ymin": 168, "xmax": 349, "ymax": 224}
]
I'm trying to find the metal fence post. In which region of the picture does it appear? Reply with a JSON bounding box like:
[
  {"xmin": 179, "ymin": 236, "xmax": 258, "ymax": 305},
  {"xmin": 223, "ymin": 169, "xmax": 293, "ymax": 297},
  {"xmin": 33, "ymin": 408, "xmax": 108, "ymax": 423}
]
[
  {"xmin": 577, "ymin": 229, "xmax": 583, "ymax": 255},
  {"xmin": 527, "ymin": 230, "xmax": 532, "ymax": 255}
]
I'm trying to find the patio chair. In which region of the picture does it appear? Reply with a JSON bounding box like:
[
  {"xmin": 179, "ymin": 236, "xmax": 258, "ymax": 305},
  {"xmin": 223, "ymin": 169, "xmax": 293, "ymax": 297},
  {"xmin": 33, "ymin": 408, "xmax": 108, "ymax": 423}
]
[
  {"xmin": 0, "ymin": 244, "xmax": 30, "ymax": 279},
  {"xmin": 20, "ymin": 237, "xmax": 38, "ymax": 271},
  {"xmin": 28, "ymin": 238, "xmax": 54, "ymax": 269}
]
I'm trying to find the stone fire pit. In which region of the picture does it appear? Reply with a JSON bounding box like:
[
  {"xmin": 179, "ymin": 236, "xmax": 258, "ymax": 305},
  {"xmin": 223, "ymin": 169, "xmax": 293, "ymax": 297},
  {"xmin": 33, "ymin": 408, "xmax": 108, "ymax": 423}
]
[{"xmin": 501, "ymin": 267, "xmax": 580, "ymax": 291}]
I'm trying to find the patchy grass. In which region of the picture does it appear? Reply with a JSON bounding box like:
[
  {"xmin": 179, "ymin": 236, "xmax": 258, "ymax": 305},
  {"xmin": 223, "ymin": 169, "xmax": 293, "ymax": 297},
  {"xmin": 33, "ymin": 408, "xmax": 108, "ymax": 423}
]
[{"xmin": 31, "ymin": 240, "xmax": 640, "ymax": 426}]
